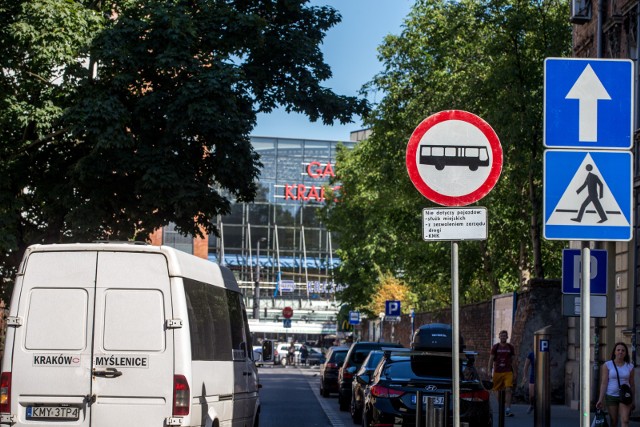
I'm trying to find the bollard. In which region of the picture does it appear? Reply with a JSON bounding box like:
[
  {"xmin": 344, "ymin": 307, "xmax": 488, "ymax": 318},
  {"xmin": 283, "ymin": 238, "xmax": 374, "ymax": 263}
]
[
  {"xmin": 426, "ymin": 396, "xmax": 435, "ymax": 427},
  {"xmin": 434, "ymin": 407, "xmax": 445, "ymax": 427},
  {"xmin": 498, "ymin": 389, "xmax": 505, "ymax": 427},
  {"xmin": 416, "ymin": 391, "xmax": 423, "ymax": 427},
  {"xmin": 534, "ymin": 326, "xmax": 552, "ymax": 427}
]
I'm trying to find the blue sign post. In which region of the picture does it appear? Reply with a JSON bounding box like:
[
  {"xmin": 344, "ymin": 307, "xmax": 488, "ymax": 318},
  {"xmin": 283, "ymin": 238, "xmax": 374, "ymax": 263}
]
[
  {"xmin": 562, "ymin": 249, "xmax": 607, "ymax": 294},
  {"xmin": 543, "ymin": 150, "xmax": 632, "ymax": 241},
  {"xmin": 349, "ymin": 311, "xmax": 360, "ymax": 325},
  {"xmin": 385, "ymin": 300, "xmax": 401, "ymax": 316},
  {"xmin": 544, "ymin": 58, "xmax": 633, "ymax": 149}
]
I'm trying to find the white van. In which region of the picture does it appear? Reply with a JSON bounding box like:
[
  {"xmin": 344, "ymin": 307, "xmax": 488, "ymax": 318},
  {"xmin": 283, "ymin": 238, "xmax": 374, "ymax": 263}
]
[{"xmin": 0, "ymin": 243, "xmax": 260, "ymax": 427}]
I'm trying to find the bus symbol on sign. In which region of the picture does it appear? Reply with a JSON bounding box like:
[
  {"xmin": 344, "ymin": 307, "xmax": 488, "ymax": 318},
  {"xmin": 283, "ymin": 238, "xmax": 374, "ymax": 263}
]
[
  {"xmin": 419, "ymin": 145, "xmax": 490, "ymax": 171},
  {"xmin": 406, "ymin": 110, "xmax": 503, "ymax": 207}
]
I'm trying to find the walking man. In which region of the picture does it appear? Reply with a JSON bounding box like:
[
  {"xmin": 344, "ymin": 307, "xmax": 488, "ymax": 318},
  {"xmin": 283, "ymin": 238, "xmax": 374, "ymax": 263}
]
[
  {"xmin": 571, "ymin": 164, "xmax": 607, "ymax": 223},
  {"xmin": 488, "ymin": 330, "xmax": 516, "ymax": 417}
]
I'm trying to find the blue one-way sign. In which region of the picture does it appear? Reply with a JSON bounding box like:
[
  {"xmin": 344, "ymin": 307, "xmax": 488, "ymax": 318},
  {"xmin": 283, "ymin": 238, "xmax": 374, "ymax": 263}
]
[
  {"xmin": 544, "ymin": 58, "xmax": 633, "ymax": 149},
  {"xmin": 562, "ymin": 249, "xmax": 607, "ymax": 294},
  {"xmin": 544, "ymin": 150, "xmax": 632, "ymax": 241}
]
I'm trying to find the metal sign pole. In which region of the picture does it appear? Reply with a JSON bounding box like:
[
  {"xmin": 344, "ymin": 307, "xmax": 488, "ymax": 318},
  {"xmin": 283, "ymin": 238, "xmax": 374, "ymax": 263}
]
[
  {"xmin": 452, "ymin": 241, "xmax": 460, "ymax": 427},
  {"xmin": 580, "ymin": 243, "xmax": 591, "ymax": 427}
]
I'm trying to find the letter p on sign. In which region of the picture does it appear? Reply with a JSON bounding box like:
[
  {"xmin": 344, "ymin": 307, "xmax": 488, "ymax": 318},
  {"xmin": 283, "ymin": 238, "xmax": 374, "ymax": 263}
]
[{"xmin": 540, "ymin": 339, "xmax": 550, "ymax": 352}]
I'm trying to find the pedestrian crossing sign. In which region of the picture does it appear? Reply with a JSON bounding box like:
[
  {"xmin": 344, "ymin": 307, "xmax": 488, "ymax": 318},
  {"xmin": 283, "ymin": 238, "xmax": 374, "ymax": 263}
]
[{"xmin": 544, "ymin": 150, "xmax": 632, "ymax": 241}]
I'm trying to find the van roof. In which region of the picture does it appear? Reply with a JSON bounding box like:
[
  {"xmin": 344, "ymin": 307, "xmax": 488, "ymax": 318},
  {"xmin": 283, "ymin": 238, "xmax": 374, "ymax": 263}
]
[{"xmin": 21, "ymin": 243, "xmax": 240, "ymax": 292}]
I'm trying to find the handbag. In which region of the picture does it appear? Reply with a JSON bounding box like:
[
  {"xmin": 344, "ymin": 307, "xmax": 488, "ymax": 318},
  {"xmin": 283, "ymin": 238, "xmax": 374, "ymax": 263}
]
[
  {"xmin": 612, "ymin": 362, "xmax": 634, "ymax": 405},
  {"xmin": 591, "ymin": 409, "xmax": 609, "ymax": 427}
]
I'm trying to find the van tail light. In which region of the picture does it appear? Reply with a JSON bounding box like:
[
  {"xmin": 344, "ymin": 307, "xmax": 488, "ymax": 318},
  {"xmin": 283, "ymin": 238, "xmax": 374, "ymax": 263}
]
[
  {"xmin": 0, "ymin": 372, "xmax": 11, "ymax": 413},
  {"xmin": 326, "ymin": 362, "xmax": 337, "ymax": 369},
  {"xmin": 173, "ymin": 375, "xmax": 190, "ymax": 416},
  {"xmin": 460, "ymin": 389, "xmax": 490, "ymax": 402},
  {"xmin": 370, "ymin": 384, "xmax": 405, "ymax": 398}
]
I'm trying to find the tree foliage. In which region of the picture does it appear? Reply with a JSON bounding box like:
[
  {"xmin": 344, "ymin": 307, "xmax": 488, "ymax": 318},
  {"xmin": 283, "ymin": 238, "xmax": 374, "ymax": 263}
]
[
  {"xmin": 0, "ymin": 0, "xmax": 366, "ymax": 294},
  {"xmin": 323, "ymin": 0, "xmax": 570, "ymax": 313}
]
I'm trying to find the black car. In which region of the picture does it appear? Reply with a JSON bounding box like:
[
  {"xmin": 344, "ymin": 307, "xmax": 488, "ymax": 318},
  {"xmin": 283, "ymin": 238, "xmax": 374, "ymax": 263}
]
[
  {"xmin": 361, "ymin": 323, "xmax": 492, "ymax": 427},
  {"xmin": 307, "ymin": 347, "xmax": 326, "ymax": 366},
  {"xmin": 320, "ymin": 346, "xmax": 349, "ymax": 397},
  {"xmin": 351, "ymin": 350, "xmax": 384, "ymax": 424},
  {"xmin": 337, "ymin": 342, "xmax": 403, "ymax": 411}
]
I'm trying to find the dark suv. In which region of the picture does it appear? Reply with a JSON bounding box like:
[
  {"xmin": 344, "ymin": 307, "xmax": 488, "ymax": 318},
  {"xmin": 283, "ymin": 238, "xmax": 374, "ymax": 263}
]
[
  {"xmin": 320, "ymin": 346, "xmax": 349, "ymax": 397},
  {"xmin": 337, "ymin": 342, "xmax": 403, "ymax": 411}
]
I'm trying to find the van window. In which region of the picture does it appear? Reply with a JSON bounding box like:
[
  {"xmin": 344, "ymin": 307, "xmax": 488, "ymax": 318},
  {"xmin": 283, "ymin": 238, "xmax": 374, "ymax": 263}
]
[
  {"xmin": 184, "ymin": 279, "xmax": 232, "ymax": 361},
  {"xmin": 25, "ymin": 288, "xmax": 88, "ymax": 350},
  {"xmin": 103, "ymin": 289, "xmax": 165, "ymax": 351},
  {"xmin": 227, "ymin": 290, "xmax": 246, "ymax": 359}
]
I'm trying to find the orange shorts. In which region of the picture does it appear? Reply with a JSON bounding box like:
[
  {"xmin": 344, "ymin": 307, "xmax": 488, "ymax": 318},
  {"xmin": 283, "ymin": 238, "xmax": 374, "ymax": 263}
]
[{"xmin": 492, "ymin": 371, "xmax": 513, "ymax": 390}]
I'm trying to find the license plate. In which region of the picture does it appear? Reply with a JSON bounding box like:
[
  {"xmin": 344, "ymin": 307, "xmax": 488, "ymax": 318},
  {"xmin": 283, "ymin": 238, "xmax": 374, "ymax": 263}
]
[
  {"xmin": 411, "ymin": 395, "xmax": 444, "ymax": 406},
  {"xmin": 26, "ymin": 406, "xmax": 79, "ymax": 420}
]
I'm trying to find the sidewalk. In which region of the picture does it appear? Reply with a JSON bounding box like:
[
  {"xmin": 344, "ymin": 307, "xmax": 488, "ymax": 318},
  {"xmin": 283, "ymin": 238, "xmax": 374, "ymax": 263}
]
[{"xmin": 494, "ymin": 402, "xmax": 640, "ymax": 426}]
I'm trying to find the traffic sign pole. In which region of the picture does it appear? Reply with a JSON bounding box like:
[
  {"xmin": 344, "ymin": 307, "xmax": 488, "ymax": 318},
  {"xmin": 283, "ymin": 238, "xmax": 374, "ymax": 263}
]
[
  {"xmin": 581, "ymin": 245, "xmax": 591, "ymax": 427},
  {"xmin": 406, "ymin": 110, "xmax": 502, "ymax": 427},
  {"xmin": 452, "ymin": 241, "xmax": 460, "ymax": 427}
]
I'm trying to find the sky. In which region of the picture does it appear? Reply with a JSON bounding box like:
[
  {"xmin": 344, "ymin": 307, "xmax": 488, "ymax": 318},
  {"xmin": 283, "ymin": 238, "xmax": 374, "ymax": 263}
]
[{"xmin": 251, "ymin": 0, "xmax": 414, "ymax": 141}]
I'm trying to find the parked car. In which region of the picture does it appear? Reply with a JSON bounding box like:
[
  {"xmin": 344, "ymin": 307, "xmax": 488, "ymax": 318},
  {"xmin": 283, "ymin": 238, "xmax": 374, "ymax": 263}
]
[
  {"xmin": 307, "ymin": 347, "xmax": 326, "ymax": 366},
  {"xmin": 274, "ymin": 342, "xmax": 302, "ymax": 366},
  {"xmin": 361, "ymin": 324, "xmax": 491, "ymax": 427},
  {"xmin": 320, "ymin": 346, "xmax": 350, "ymax": 397},
  {"xmin": 253, "ymin": 346, "xmax": 264, "ymax": 367},
  {"xmin": 351, "ymin": 350, "xmax": 384, "ymax": 424},
  {"xmin": 337, "ymin": 342, "xmax": 403, "ymax": 411}
]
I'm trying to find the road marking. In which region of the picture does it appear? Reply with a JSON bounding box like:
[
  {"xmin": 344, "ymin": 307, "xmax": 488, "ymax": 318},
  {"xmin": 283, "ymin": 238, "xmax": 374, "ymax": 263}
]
[{"xmin": 299, "ymin": 367, "xmax": 346, "ymax": 427}]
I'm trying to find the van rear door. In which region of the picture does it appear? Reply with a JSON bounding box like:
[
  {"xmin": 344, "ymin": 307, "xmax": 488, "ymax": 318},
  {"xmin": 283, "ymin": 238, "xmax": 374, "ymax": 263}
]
[
  {"xmin": 90, "ymin": 251, "xmax": 174, "ymax": 427},
  {"xmin": 8, "ymin": 249, "xmax": 175, "ymax": 427},
  {"xmin": 10, "ymin": 250, "xmax": 96, "ymax": 426}
]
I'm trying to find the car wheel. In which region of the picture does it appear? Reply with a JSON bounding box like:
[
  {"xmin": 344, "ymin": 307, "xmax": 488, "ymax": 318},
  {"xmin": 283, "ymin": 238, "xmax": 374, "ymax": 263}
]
[
  {"xmin": 350, "ymin": 395, "xmax": 362, "ymax": 424},
  {"xmin": 339, "ymin": 393, "xmax": 349, "ymax": 411},
  {"xmin": 320, "ymin": 382, "xmax": 329, "ymax": 397}
]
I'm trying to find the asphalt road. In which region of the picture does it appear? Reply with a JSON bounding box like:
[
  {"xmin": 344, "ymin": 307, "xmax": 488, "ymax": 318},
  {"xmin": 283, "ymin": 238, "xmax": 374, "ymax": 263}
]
[{"xmin": 257, "ymin": 364, "xmax": 353, "ymax": 427}]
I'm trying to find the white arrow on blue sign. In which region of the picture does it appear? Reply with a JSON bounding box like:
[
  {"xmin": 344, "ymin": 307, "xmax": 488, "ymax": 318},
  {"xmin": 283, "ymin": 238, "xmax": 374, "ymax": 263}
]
[
  {"xmin": 385, "ymin": 300, "xmax": 401, "ymax": 316},
  {"xmin": 562, "ymin": 249, "xmax": 607, "ymax": 294},
  {"xmin": 543, "ymin": 150, "xmax": 632, "ymax": 241},
  {"xmin": 544, "ymin": 58, "xmax": 633, "ymax": 149}
]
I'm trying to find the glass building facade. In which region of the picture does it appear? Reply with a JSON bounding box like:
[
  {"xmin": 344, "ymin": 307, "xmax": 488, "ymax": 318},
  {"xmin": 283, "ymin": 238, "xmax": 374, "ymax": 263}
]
[{"xmin": 208, "ymin": 136, "xmax": 354, "ymax": 294}]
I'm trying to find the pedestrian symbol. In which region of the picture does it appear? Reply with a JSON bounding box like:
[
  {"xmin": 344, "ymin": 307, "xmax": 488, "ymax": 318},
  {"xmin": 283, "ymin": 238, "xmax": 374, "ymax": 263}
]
[
  {"xmin": 544, "ymin": 150, "xmax": 632, "ymax": 241},
  {"xmin": 571, "ymin": 163, "xmax": 607, "ymax": 223}
]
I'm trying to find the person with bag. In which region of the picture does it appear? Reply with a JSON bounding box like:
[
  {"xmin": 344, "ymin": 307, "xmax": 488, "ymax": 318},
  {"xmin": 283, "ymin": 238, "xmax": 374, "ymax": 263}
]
[{"xmin": 596, "ymin": 342, "xmax": 635, "ymax": 427}]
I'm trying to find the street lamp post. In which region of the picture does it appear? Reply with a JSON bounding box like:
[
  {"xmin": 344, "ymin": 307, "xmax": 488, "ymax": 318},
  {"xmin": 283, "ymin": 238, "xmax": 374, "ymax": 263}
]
[{"xmin": 253, "ymin": 237, "xmax": 266, "ymax": 320}]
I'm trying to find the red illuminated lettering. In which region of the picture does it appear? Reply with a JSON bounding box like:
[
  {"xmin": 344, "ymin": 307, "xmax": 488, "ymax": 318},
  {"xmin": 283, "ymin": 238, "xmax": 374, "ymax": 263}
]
[
  {"xmin": 307, "ymin": 186, "xmax": 320, "ymax": 202},
  {"xmin": 306, "ymin": 162, "xmax": 335, "ymax": 179},
  {"xmin": 284, "ymin": 184, "xmax": 296, "ymax": 200}
]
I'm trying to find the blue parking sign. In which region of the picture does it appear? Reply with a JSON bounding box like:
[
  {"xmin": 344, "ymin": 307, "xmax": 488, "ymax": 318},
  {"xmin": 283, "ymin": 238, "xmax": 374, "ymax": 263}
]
[
  {"xmin": 544, "ymin": 58, "xmax": 633, "ymax": 149},
  {"xmin": 385, "ymin": 300, "xmax": 401, "ymax": 316}
]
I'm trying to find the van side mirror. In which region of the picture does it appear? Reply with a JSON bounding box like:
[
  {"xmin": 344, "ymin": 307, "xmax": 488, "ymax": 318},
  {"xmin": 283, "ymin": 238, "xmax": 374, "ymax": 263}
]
[{"xmin": 262, "ymin": 340, "xmax": 273, "ymax": 362}]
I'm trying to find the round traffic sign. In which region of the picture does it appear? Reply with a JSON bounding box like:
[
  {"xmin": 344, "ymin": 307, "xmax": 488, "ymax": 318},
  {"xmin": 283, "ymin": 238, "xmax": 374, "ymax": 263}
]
[
  {"xmin": 406, "ymin": 110, "xmax": 503, "ymax": 206},
  {"xmin": 282, "ymin": 306, "xmax": 293, "ymax": 319}
]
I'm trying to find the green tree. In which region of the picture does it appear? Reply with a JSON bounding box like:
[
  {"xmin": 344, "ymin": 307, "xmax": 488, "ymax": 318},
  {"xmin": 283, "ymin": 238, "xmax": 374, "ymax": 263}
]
[
  {"xmin": 0, "ymin": 0, "xmax": 366, "ymax": 293},
  {"xmin": 323, "ymin": 0, "xmax": 569, "ymax": 311}
]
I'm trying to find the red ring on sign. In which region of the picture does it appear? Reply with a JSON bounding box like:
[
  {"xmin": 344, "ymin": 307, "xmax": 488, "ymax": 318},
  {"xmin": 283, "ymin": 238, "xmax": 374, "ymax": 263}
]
[{"xmin": 405, "ymin": 110, "xmax": 503, "ymax": 206}]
